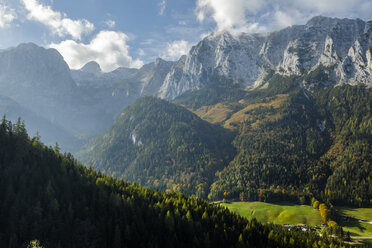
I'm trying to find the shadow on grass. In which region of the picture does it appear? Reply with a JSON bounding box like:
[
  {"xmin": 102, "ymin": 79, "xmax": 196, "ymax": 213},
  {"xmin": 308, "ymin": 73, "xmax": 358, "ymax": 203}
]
[{"xmin": 337, "ymin": 208, "xmax": 366, "ymax": 236}]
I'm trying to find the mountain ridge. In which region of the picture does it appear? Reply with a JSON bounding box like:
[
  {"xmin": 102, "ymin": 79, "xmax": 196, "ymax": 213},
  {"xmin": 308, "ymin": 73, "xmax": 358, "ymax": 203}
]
[{"xmin": 158, "ymin": 16, "xmax": 372, "ymax": 100}]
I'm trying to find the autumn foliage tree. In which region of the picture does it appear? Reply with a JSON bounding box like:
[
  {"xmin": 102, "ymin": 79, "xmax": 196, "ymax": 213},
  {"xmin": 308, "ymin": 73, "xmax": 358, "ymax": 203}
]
[{"xmin": 319, "ymin": 204, "xmax": 331, "ymax": 223}]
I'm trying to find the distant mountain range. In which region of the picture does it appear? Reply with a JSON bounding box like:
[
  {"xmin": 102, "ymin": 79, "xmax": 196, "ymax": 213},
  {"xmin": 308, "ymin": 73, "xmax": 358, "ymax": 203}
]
[
  {"xmin": 0, "ymin": 16, "xmax": 371, "ymax": 207},
  {"xmin": 0, "ymin": 43, "xmax": 173, "ymax": 150},
  {"xmin": 1, "ymin": 16, "xmax": 371, "ymax": 149}
]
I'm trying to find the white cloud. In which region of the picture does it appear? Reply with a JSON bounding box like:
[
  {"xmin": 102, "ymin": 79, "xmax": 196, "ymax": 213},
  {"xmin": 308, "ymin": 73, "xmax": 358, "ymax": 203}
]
[
  {"xmin": 196, "ymin": 0, "xmax": 266, "ymax": 33},
  {"xmin": 161, "ymin": 40, "xmax": 191, "ymax": 61},
  {"xmin": 200, "ymin": 32, "xmax": 210, "ymax": 39},
  {"xmin": 290, "ymin": 0, "xmax": 363, "ymax": 15},
  {"xmin": 105, "ymin": 20, "xmax": 115, "ymax": 28},
  {"xmin": 49, "ymin": 30, "xmax": 144, "ymax": 72},
  {"xmin": 159, "ymin": 0, "xmax": 166, "ymax": 16},
  {"xmin": 272, "ymin": 0, "xmax": 372, "ymax": 28},
  {"xmin": 21, "ymin": 0, "xmax": 94, "ymax": 40},
  {"xmin": 195, "ymin": 0, "xmax": 372, "ymax": 34},
  {"xmin": 0, "ymin": 5, "xmax": 15, "ymax": 28},
  {"xmin": 273, "ymin": 10, "xmax": 308, "ymax": 29}
]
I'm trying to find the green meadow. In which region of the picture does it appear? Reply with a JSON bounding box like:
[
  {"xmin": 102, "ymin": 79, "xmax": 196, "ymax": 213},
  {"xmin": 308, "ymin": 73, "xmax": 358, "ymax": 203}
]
[
  {"xmin": 222, "ymin": 202, "xmax": 372, "ymax": 237},
  {"xmin": 221, "ymin": 201, "xmax": 322, "ymax": 226},
  {"xmin": 336, "ymin": 207, "xmax": 372, "ymax": 237}
]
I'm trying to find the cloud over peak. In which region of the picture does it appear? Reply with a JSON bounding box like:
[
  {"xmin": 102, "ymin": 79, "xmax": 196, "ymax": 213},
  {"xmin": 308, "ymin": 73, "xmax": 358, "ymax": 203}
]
[
  {"xmin": 0, "ymin": 5, "xmax": 16, "ymax": 28},
  {"xmin": 21, "ymin": 0, "xmax": 94, "ymax": 40},
  {"xmin": 50, "ymin": 30, "xmax": 144, "ymax": 72},
  {"xmin": 195, "ymin": 0, "xmax": 372, "ymax": 34},
  {"xmin": 196, "ymin": 0, "xmax": 266, "ymax": 33},
  {"xmin": 161, "ymin": 40, "xmax": 191, "ymax": 61}
]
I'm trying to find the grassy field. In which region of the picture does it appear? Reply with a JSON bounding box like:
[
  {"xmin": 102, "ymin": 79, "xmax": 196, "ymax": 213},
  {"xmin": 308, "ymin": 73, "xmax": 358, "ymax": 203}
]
[
  {"xmin": 221, "ymin": 201, "xmax": 322, "ymax": 226},
  {"xmin": 336, "ymin": 207, "xmax": 372, "ymax": 237},
  {"xmin": 192, "ymin": 103, "xmax": 233, "ymax": 124},
  {"xmin": 221, "ymin": 201, "xmax": 372, "ymax": 237}
]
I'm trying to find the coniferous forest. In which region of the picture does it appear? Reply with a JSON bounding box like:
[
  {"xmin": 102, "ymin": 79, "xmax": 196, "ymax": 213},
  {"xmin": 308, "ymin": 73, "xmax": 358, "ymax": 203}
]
[
  {"xmin": 208, "ymin": 81, "xmax": 372, "ymax": 207},
  {"xmin": 80, "ymin": 96, "xmax": 236, "ymax": 199},
  {"xmin": 209, "ymin": 79, "xmax": 372, "ymax": 207},
  {"xmin": 0, "ymin": 117, "xmax": 350, "ymax": 248}
]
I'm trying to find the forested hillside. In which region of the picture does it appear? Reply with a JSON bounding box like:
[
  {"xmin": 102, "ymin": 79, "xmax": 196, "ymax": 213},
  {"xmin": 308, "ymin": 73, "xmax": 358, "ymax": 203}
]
[
  {"xmin": 315, "ymin": 85, "xmax": 372, "ymax": 206},
  {"xmin": 196, "ymin": 76, "xmax": 372, "ymax": 207},
  {"xmin": 0, "ymin": 118, "xmax": 348, "ymax": 248},
  {"xmin": 79, "ymin": 97, "xmax": 235, "ymax": 198},
  {"xmin": 80, "ymin": 72, "xmax": 371, "ymax": 208}
]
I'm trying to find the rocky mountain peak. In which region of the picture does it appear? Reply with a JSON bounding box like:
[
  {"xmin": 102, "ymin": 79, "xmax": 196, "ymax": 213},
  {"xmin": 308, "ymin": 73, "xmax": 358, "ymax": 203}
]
[
  {"xmin": 80, "ymin": 61, "xmax": 102, "ymax": 76},
  {"xmin": 158, "ymin": 16, "xmax": 372, "ymax": 100},
  {"xmin": 305, "ymin": 15, "xmax": 338, "ymax": 28},
  {"xmin": 154, "ymin": 57, "xmax": 167, "ymax": 65},
  {"xmin": 136, "ymin": 59, "xmax": 174, "ymax": 96},
  {"xmin": 0, "ymin": 42, "xmax": 75, "ymax": 91},
  {"xmin": 16, "ymin": 42, "xmax": 41, "ymax": 50}
]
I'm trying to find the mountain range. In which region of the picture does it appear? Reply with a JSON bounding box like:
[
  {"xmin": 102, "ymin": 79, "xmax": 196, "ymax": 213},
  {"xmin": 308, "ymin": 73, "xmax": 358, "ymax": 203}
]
[
  {"xmin": 78, "ymin": 16, "xmax": 371, "ymax": 207},
  {"xmin": 0, "ymin": 43, "xmax": 173, "ymax": 151},
  {"xmin": 0, "ymin": 16, "xmax": 371, "ymax": 207},
  {"xmin": 159, "ymin": 16, "xmax": 372, "ymax": 99}
]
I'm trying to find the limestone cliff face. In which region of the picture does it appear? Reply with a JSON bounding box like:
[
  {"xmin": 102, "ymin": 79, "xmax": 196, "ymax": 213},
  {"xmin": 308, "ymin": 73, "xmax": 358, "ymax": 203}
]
[{"xmin": 159, "ymin": 16, "xmax": 372, "ymax": 100}]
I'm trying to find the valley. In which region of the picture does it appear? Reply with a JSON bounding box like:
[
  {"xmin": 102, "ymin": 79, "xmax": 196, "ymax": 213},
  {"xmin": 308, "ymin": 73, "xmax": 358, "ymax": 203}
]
[
  {"xmin": 222, "ymin": 202, "xmax": 372, "ymax": 238},
  {"xmin": 0, "ymin": 13, "xmax": 371, "ymax": 247},
  {"xmin": 0, "ymin": 118, "xmax": 347, "ymax": 247},
  {"xmin": 221, "ymin": 201, "xmax": 322, "ymax": 227}
]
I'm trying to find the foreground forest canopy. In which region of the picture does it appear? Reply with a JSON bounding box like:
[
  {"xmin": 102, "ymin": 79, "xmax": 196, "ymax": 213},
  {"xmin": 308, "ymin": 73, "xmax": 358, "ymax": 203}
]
[
  {"xmin": 82, "ymin": 73, "xmax": 372, "ymax": 208},
  {"xmin": 0, "ymin": 118, "xmax": 349, "ymax": 247}
]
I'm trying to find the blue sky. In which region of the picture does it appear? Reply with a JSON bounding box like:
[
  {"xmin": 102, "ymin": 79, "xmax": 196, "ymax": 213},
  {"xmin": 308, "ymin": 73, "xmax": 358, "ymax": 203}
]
[{"xmin": 0, "ymin": 0, "xmax": 371, "ymax": 72}]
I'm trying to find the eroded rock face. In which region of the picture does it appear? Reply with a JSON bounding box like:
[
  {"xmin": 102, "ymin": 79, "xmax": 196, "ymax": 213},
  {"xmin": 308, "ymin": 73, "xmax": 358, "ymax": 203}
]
[{"xmin": 159, "ymin": 16, "xmax": 372, "ymax": 100}]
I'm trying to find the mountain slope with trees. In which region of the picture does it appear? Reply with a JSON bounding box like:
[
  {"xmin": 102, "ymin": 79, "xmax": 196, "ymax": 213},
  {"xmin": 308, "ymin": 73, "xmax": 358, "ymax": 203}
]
[
  {"xmin": 79, "ymin": 97, "xmax": 236, "ymax": 198},
  {"xmin": 80, "ymin": 71, "xmax": 372, "ymax": 207},
  {"xmin": 190, "ymin": 74, "xmax": 372, "ymax": 207},
  {"xmin": 0, "ymin": 117, "xmax": 347, "ymax": 248}
]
